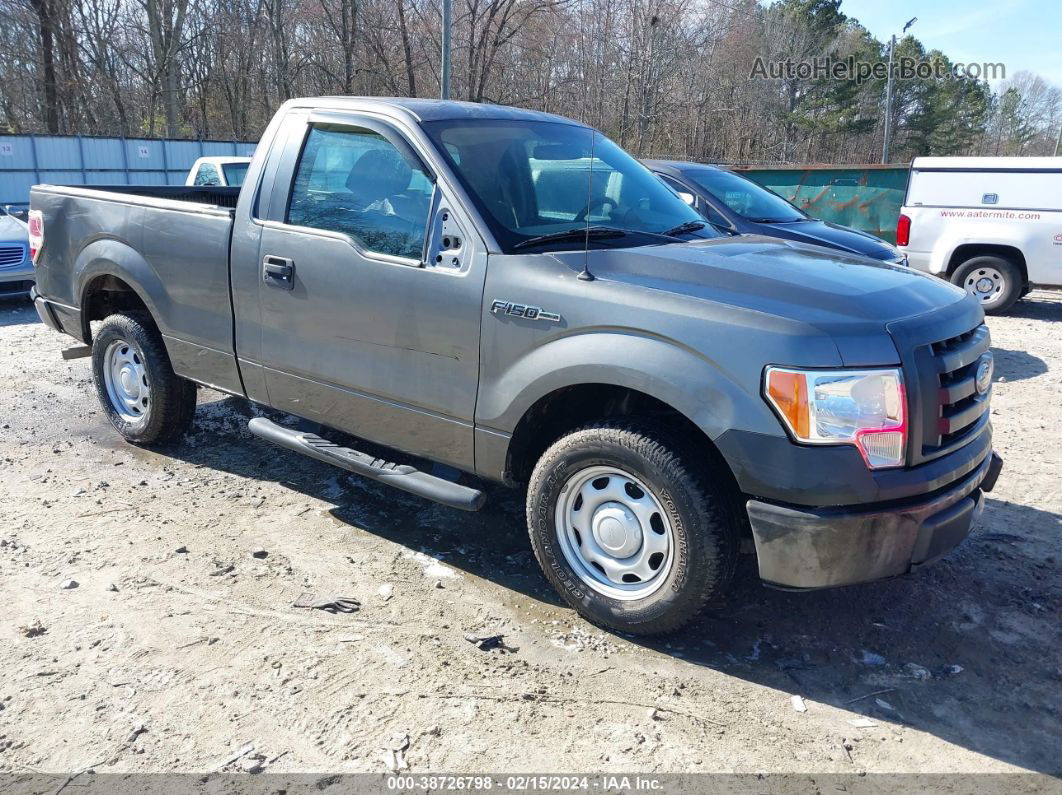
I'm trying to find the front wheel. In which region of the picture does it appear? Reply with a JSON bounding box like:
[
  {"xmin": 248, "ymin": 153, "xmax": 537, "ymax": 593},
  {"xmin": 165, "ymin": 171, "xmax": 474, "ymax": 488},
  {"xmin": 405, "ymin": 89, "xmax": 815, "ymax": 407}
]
[
  {"xmin": 950, "ymin": 255, "xmax": 1022, "ymax": 314},
  {"xmin": 526, "ymin": 422, "xmax": 738, "ymax": 635},
  {"xmin": 91, "ymin": 312, "xmax": 197, "ymax": 445}
]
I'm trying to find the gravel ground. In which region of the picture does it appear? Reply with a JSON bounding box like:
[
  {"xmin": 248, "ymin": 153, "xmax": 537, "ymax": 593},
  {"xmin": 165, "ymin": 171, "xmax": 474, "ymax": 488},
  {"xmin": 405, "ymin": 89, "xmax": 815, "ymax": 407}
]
[{"xmin": 0, "ymin": 292, "xmax": 1060, "ymax": 777}]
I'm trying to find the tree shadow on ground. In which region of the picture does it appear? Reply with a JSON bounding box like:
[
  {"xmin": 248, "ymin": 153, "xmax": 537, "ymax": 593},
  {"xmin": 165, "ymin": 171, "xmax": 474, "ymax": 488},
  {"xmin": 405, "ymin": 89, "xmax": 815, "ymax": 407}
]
[
  {"xmin": 991, "ymin": 347, "xmax": 1047, "ymax": 383},
  {"xmin": 1002, "ymin": 292, "xmax": 1062, "ymax": 321}
]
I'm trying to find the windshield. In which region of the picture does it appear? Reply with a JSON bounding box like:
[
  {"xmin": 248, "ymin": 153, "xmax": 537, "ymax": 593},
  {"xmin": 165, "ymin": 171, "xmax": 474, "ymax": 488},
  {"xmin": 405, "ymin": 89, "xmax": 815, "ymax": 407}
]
[
  {"xmin": 685, "ymin": 168, "xmax": 805, "ymax": 223},
  {"xmin": 222, "ymin": 162, "xmax": 250, "ymax": 186},
  {"xmin": 422, "ymin": 120, "xmax": 714, "ymax": 252}
]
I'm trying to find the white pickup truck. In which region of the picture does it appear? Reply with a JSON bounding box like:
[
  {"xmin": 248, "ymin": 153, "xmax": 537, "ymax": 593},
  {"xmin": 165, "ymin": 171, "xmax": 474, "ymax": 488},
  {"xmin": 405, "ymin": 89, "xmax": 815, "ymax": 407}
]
[
  {"xmin": 897, "ymin": 156, "xmax": 1062, "ymax": 313},
  {"xmin": 185, "ymin": 156, "xmax": 252, "ymax": 187}
]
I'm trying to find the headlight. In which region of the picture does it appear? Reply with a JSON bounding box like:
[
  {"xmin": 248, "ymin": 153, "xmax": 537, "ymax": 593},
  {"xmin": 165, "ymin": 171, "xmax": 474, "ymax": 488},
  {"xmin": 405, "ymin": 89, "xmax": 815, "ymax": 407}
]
[{"xmin": 764, "ymin": 366, "xmax": 907, "ymax": 469}]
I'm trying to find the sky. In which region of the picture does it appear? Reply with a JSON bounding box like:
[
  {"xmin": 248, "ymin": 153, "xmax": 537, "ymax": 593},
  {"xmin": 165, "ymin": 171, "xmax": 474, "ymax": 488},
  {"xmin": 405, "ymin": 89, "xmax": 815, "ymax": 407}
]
[{"xmin": 838, "ymin": 0, "xmax": 1062, "ymax": 88}]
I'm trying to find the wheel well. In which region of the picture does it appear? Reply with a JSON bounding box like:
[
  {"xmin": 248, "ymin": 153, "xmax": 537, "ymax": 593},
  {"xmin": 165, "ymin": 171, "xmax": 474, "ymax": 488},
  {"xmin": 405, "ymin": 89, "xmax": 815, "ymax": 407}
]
[
  {"xmin": 947, "ymin": 244, "xmax": 1028, "ymax": 284},
  {"xmin": 81, "ymin": 275, "xmax": 150, "ymax": 342},
  {"xmin": 505, "ymin": 384, "xmax": 737, "ymax": 491}
]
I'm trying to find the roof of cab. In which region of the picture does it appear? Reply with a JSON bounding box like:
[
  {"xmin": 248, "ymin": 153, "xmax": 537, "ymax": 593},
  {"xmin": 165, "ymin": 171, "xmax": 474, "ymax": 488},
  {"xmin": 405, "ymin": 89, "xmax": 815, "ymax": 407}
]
[
  {"xmin": 911, "ymin": 156, "xmax": 1062, "ymax": 171},
  {"xmin": 287, "ymin": 96, "xmax": 586, "ymax": 127},
  {"xmin": 192, "ymin": 156, "xmax": 252, "ymax": 165}
]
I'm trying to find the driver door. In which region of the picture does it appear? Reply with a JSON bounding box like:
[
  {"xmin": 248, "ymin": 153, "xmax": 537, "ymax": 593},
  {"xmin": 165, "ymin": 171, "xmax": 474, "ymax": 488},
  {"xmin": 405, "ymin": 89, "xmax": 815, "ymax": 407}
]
[{"xmin": 254, "ymin": 115, "xmax": 486, "ymax": 470}]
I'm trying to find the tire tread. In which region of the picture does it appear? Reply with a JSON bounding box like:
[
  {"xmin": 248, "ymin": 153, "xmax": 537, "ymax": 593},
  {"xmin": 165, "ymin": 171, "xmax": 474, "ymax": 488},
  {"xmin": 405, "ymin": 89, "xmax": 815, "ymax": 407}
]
[
  {"xmin": 526, "ymin": 420, "xmax": 738, "ymax": 635},
  {"xmin": 951, "ymin": 255, "xmax": 1022, "ymax": 315},
  {"xmin": 91, "ymin": 311, "xmax": 196, "ymax": 445}
]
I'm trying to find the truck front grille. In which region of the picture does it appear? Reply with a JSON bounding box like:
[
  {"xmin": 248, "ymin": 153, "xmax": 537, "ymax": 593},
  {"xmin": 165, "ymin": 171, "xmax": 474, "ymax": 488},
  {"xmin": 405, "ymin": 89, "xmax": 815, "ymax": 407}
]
[
  {"xmin": 0, "ymin": 245, "xmax": 26, "ymax": 268},
  {"xmin": 921, "ymin": 323, "xmax": 991, "ymax": 458}
]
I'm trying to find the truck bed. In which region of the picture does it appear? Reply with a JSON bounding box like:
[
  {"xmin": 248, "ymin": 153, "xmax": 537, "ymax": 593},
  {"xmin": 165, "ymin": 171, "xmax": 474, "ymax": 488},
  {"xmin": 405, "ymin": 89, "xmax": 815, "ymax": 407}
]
[
  {"xmin": 35, "ymin": 184, "xmax": 241, "ymax": 211},
  {"xmin": 30, "ymin": 182, "xmax": 243, "ymax": 395}
]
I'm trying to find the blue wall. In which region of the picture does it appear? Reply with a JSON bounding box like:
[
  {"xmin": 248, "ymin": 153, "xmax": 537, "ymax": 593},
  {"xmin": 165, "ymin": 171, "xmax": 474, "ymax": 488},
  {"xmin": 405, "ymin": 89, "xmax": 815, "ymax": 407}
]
[{"xmin": 0, "ymin": 134, "xmax": 257, "ymax": 212}]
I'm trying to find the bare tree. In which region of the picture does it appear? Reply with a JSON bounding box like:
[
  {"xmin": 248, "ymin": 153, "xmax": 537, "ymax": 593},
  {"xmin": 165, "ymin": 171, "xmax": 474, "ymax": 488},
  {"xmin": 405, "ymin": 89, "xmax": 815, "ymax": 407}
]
[
  {"xmin": 28, "ymin": 0, "xmax": 61, "ymax": 132},
  {"xmin": 140, "ymin": 0, "xmax": 191, "ymax": 136},
  {"xmin": 0, "ymin": 0, "xmax": 1056, "ymax": 162}
]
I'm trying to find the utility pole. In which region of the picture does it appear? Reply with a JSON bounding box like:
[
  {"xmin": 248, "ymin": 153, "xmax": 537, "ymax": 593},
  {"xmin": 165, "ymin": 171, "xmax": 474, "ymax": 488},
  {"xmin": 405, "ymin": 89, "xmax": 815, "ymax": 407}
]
[
  {"xmin": 1054, "ymin": 124, "xmax": 1061, "ymax": 156},
  {"xmin": 441, "ymin": 0, "xmax": 452, "ymax": 100},
  {"xmin": 882, "ymin": 17, "xmax": 917, "ymax": 164},
  {"xmin": 882, "ymin": 35, "xmax": 897, "ymax": 164}
]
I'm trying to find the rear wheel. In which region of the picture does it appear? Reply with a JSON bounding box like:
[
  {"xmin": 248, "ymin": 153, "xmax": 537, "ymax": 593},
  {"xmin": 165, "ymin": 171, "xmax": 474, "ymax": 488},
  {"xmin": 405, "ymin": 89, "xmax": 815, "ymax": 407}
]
[
  {"xmin": 526, "ymin": 422, "xmax": 738, "ymax": 635},
  {"xmin": 950, "ymin": 255, "xmax": 1022, "ymax": 314},
  {"xmin": 91, "ymin": 312, "xmax": 196, "ymax": 444}
]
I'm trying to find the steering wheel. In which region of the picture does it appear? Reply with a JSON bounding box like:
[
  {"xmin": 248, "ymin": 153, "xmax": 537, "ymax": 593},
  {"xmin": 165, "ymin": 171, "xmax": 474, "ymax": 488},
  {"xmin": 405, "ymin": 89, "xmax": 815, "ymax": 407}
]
[{"xmin": 574, "ymin": 197, "xmax": 616, "ymax": 222}]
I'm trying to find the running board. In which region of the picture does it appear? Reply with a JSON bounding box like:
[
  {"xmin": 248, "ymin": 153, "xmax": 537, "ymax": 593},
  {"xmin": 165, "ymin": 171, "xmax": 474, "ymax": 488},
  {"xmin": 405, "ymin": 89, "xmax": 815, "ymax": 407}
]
[
  {"xmin": 247, "ymin": 417, "xmax": 486, "ymax": 512},
  {"xmin": 61, "ymin": 344, "xmax": 93, "ymax": 360}
]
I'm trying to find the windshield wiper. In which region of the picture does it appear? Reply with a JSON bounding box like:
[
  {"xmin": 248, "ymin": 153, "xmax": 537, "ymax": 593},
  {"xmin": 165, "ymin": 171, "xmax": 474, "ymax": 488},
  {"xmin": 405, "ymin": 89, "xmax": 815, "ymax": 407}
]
[
  {"xmin": 661, "ymin": 220, "xmax": 706, "ymax": 237},
  {"xmin": 512, "ymin": 226, "xmax": 629, "ymax": 250}
]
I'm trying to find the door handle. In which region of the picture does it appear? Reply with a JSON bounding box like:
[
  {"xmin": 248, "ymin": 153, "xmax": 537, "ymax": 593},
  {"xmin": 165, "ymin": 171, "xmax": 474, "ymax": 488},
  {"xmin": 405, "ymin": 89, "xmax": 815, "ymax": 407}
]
[{"xmin": 262, "ymin": 255, "xmax": 294, "ymax": 289}]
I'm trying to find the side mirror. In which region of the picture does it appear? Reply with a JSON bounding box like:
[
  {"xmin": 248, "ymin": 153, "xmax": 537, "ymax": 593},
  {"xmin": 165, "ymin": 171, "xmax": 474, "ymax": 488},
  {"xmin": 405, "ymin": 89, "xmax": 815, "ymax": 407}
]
[{"xmin": 677, "ymin": 191, "xmax": 695, "ymax": 207}]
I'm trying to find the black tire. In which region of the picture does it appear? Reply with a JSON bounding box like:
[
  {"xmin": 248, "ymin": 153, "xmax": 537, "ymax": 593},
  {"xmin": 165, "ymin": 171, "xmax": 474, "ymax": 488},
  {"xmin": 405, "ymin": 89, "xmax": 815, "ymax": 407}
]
[
  {"xmin": 526, "ymin": 422, "xmax": 738, "ymax": 635},
  {"xmin": 91, "ymin": 312, "xmax": 196, "ymax": 445},
  {"xmin": 950, "ymin": 255, "xmax": 1022, "ymax": 315}
]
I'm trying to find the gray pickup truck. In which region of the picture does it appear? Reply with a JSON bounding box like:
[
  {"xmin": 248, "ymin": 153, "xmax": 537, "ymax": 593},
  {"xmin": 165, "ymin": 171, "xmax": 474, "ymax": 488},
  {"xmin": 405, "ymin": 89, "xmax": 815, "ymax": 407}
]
[{"xmin": 29, "ymin": 97, "xmax": 1002, "ymax": 635}]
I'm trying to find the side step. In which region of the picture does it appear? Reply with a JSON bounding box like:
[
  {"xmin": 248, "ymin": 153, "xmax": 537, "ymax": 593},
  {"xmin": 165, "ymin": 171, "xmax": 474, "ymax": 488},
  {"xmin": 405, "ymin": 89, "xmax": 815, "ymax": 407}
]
[
  {"xmin": 247, "ymin": 417, "xmax": 486, "ymax": 512},
  {"xmin": 61, "ymin": 344, "xmax": 93, "ymax": 360}
]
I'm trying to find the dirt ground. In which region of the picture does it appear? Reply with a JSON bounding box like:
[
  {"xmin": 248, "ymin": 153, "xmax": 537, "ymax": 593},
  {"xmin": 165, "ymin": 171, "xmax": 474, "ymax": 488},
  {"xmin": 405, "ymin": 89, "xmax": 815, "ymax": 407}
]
[{"xmin": 0, "ymin": 292, "xmax": 1060, "ymax": 778}]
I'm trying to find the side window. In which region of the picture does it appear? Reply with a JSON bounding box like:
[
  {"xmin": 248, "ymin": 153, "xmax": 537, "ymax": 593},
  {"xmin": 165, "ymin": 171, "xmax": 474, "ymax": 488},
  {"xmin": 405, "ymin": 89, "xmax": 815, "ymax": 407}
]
[
  {"xmin": 699, "ymin": 200, "xmax": 729, "ymax": 228},
  {"xmin": 661, "ymin": 174, "xmax": 726, "ymax": 227},
  {"xmin": 659, "ymin": 174, "xmax": 692, "ymax": 204},
  {"xmin": 287, "ymin": 125, "xmax": 434, "ymax": 261},
  {"xmin": 194, "ymin": 164, "xmax": 221, "ymax": 186}
]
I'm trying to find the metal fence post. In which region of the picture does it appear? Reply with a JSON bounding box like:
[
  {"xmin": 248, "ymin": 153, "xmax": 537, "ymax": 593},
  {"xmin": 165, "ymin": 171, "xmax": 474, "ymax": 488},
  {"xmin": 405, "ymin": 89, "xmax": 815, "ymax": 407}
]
[
  {"xmin": 76, "ymin": 134, "xmax": 87, "ymax": 186},
  {"xmin": 120, "ymin": 136, "xmax": 129, "ymax": 184},
  {"xmin": 161, "ymin": 136, "xmax": 171, "ymax": 184},
  {"xmin": 29, "ymin": 133, "xmax": 40, "ymax": 187}
]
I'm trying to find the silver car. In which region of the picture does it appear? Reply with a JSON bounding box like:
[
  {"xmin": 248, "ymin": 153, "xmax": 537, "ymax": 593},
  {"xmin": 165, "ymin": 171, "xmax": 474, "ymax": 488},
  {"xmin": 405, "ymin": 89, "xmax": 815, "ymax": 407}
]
[{"xmin": 0, "ymin": 206, "xmax": 33, "ymax": 298}]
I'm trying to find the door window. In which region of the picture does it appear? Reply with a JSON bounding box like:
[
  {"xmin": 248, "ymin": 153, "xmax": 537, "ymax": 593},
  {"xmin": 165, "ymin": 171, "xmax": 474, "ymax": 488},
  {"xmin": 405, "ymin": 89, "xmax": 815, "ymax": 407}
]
[
  {"xmin": 659, "ymin": 174, "xmax": 728, "ymax": 227},
  {"xmin": 287, "ymin": 125, "xmax": 434, "ymax": 261},
  {"xmin": 221, "ymin": 162, "xmax": 249, "ymax": 186},
  {"xmin": 698, "ymin": 200, "xmax": 730, "ymax": 228},
  {"xmin": 658, "ymin": 174, "xmax": 694, "ymax": 205}
]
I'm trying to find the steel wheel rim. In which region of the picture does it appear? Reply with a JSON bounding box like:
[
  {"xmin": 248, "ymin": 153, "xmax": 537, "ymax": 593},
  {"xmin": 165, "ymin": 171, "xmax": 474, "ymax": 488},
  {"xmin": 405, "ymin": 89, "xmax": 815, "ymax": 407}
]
[
  {"xmin": 964, "ymin": 266, "xmax": 1005, "ymax": 306},
  {"xmin": 102, "ymin": 338, "xmax": 150, "ymax": 424},
  {"xmin": 555, "ymin": 465, "xmax": 675, "ymax": 600}
]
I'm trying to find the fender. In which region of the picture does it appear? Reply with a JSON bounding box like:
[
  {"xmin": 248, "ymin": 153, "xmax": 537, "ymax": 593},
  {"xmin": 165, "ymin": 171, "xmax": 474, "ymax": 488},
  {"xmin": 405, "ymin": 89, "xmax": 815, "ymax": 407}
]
[
  {"xmin": 928, "ymin": 222, "xmax": 1030, "ymax": 275},
  {"xmin": 475, "ymin": 329, "xmax": 778, "ymax": 479},
  {"xmin": 75, "ymin": 237, "xmax": 170, "ymax": 339},
  {"xmin": 73, "ymin": 237, "xmax": 245, "ymax": 396}
]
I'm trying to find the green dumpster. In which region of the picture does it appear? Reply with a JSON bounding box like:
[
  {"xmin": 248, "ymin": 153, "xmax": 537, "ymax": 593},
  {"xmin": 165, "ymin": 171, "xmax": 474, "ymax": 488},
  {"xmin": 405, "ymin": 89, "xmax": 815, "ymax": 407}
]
[{"xmin": 733, "ymin": 165, "xmax": 910, "ymax": 244}]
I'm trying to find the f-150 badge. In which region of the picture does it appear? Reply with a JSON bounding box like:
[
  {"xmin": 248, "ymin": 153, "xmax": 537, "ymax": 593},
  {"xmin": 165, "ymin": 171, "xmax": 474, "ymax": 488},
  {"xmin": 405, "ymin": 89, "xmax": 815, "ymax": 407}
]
[{"xmin": 490, "ymin": 299, "xmax": 561, "ymax": 322}]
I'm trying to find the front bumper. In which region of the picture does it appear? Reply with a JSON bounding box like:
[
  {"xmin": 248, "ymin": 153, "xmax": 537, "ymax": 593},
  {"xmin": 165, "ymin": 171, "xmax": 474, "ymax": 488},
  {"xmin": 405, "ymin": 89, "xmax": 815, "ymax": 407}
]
[{"xmin": 747, "ymin": 450, "xmax": 1002, "ymax": 589}]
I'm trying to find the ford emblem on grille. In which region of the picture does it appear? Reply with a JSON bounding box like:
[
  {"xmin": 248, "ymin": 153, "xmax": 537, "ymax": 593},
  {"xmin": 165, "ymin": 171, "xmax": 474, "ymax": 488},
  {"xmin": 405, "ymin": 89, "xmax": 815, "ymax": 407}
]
[{"xmin": 975, "ymin": 353, "xmax": 994, "ymax": 396}]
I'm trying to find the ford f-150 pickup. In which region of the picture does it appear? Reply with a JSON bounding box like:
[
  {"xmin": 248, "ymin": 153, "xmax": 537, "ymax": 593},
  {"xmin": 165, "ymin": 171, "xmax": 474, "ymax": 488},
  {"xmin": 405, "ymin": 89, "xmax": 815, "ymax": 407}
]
[{"xmin": 29, "ymin": 97, "xmax": 1003, "ymax": 635}]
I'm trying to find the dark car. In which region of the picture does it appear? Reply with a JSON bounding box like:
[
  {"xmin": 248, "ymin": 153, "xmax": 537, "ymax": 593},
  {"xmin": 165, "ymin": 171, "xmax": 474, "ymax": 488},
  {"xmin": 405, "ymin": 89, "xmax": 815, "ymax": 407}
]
[{"xmin": 643, "ymin": 159, "xmax": 905, "ymax": 264}]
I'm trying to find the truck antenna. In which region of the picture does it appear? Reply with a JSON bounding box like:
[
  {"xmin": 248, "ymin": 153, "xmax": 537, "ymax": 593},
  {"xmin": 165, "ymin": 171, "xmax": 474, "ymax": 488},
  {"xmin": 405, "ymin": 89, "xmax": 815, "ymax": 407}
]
[{"xmin": 577, "ymin": 130, "xmax": 596, "ymax": 282}]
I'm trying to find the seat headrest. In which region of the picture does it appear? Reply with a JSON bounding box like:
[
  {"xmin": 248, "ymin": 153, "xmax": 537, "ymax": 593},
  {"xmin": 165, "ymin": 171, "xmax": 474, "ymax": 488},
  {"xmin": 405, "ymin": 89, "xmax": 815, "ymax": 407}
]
[{"xmin": 345, "ymin": 148, "xmax": 412, "ymax": 201}]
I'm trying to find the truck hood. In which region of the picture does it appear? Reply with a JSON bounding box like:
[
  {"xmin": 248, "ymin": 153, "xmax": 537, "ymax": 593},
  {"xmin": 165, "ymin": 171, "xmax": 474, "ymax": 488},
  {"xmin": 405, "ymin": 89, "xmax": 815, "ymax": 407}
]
[
  {"xmin": 583, "ymin": 235, "xmax": 971, "ymax": 364},
  {"xmin": 750, "ymin": 219, "xmax": 900, "ymax": 261},
  {"xmin": 0, "ymin": 213, "xmax": 28, "ymax": 242}
]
